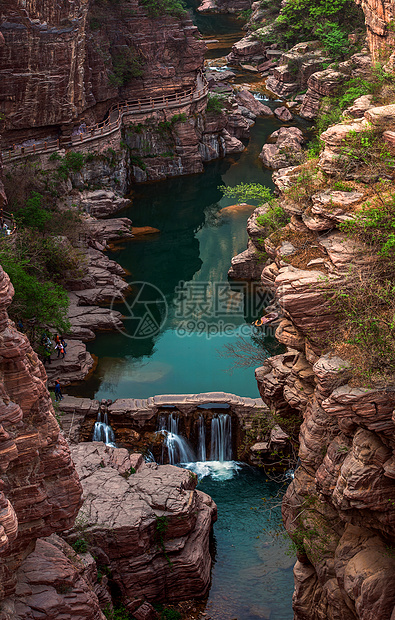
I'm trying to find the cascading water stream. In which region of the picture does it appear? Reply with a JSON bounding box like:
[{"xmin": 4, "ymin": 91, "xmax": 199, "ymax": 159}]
[
  {"xmin": 159, "ymin": 413, "xmax": 196, "ymax": 464},
  {"xmin": 210, "ymin": 414, "xmax": 232, "ymax": 462},
  {"xmin": 92, "ymin": 410, "xmax": 116, "ymax": 446},
  {"xmin": 158, "ymin": 413, "xmax": 232, "ymax": 465},
  {"xmin": 197, "ymin": 414, "xmax": 206, "ymax": 462}
]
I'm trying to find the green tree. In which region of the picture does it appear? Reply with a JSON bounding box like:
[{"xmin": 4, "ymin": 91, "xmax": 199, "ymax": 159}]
[
  {"xmin": 274, "ymin": 0, "xmax": 364, "ymax": 57},
  {"xmin": 15, "ymin": 192, "xmax": 51, "ymax": 231},
  {"xmin": 0, "ymin": 248, "xmax": 70, "ymax": 331},
  {"xmin": 219, "ymin": 182, "xmax": 275, "ymax": 205},
  {"xmin": 139, "ymin": 0, "xmax": 187, "ymax": 18}
]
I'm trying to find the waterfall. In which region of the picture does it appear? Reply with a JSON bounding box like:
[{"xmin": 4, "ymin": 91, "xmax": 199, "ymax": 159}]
[
  {"xmin": 159, "ymin": 413, "xmax": 196, "ymax": 464},
  {"xmin": 197, "ymin": 415, "xmax": 206, "ymax": 462},
  {"xmin": 92, "ymin": 410, "xmax": 116, "ymax": 446},
  {"xmin": 157, "ymin": 413, "xmax": 232, "ymax": 464},
  {"xmin": 210, "ymin": 414, "xmax": 232, "ymax": 462}
]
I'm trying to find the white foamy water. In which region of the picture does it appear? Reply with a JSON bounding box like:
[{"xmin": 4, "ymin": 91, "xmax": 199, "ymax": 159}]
[{"xmin": 181, "ymin": 460, "xmax": 242, "ymax": 481}]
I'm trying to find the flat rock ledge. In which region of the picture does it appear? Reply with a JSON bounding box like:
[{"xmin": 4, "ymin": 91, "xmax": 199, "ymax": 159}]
[{"xmin": 64, "ymin": 444, "xmax": 217, "ymax": 610}]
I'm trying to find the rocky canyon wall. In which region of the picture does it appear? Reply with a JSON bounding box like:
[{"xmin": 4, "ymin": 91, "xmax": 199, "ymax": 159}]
[
  {"xmin": 355, "ymin": 0, "xmax": 395, "ymax": 65},
  {"xmin": 237, "ymin": 98, "xmax": 395, "ymax": 619},
  {"xmin": 197, "ymin": 0, "xmax": 252, "ymax": 14},
  {"xmin": 0, "ymin": 266, "xmax": 83, "ymax": 601},
  {"xmin": 0, "ymin": 0, "xmax": 205, "ymax": 145}
]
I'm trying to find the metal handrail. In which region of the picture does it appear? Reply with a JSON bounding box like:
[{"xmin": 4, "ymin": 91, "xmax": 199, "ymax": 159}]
[{"xmin": 2, "ymin": 78, "xmax": 209, "ymax": 162}]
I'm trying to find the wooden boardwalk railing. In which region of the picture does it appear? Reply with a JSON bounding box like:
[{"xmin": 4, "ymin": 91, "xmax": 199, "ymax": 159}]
[{"xmin": 2, "ymin": 78, "xmax": 209, "ymax": 163}]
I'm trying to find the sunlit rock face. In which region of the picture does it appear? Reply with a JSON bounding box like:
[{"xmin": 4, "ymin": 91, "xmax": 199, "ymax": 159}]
[
  {"xmin": 0, "ymin": 266, "xmax": 82, "ymax": 600},
  {"xmin": 0, "ymin": 0, "xmax": 205, "ymax": 145},
  {"xmin": 355, "ymin": 0, "xmax": 395, "ymax": 65}
]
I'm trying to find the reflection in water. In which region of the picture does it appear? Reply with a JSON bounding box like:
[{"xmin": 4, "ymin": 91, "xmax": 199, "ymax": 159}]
[
  {"xmin": 69, "ymin": 117, "xmax": 292, "ymax": 400},
  {"xmin": 185, "ymin": 0, "xmax": 244, "ymax": 61}
]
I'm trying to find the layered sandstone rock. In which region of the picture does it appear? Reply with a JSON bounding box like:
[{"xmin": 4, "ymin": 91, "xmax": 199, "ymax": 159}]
[
  {"xmin": 299, "ymin": 53, "xmax": 371, "ymax": 120},
  {"xmin": 355, "ymin": 0, "xmax": 395, "ymax": 65},
  {"xmin": 279, "ymin": 356, "xmax": 395, "ymax": 620},
  {"xmin": 4, "ymin": 535, "xmax": 107, "ymax": 620},
  {"xmin": 0, "ymin": 0, "xmax": 206, "ymax": 145},
  {"xmin": 266, "ymin": 41, "xmax": 328, "ymax": 100},
  {"xmin": 228, "ymin": 206, "xmax": 269, "ymax": 280},
  {"xmin": 246, "ymin": 97, "xmax": 395, "ymax": 620},
  {"xmin": 65, "ymin": 443, "xmax": 217, "ymax": 609},
  {"xmin": 259, "ymin": 127, "xmax": 304, "ymax": 170},
  {"xmin": 0, "ymin": 266, "xmax": 82, "ymax": 601}
]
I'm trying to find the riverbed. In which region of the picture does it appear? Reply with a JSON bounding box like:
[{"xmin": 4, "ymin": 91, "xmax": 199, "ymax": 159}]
[{"xmin": 79, "ymin": 6, "xmax": 296, "ymax": 617}]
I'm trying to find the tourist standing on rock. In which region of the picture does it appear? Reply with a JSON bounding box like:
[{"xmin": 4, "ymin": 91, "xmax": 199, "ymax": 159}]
[
  {"xmin": 55, "ymin": 342, "xmax": 65, "ymax": 358},
  {"xmin": 60, "ymin": 337, "xmax": 67, "ymax": 355},
  {"xmin": 41, "ymin": 333, "xmax": 53, "ymax": 365},
  {"xmin": 54, "ymin": 380, "xmax": 63, "ymax": 401}
]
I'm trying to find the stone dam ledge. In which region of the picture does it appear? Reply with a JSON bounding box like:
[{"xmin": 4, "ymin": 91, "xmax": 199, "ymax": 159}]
[{"xmin": 61, "ymin": 391, "xmax": 264, "ymax": 423}]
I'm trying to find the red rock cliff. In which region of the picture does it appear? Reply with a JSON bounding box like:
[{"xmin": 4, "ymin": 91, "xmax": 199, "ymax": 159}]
[
  {"xmin": 250, "ymin": 102, "xmax": 395, "ymax": 619},
  {"xmin": 0, "ymin": 0, "xmax": 205, "ymax": 145},
  {"xmin": 0, "ymin": 266, "xmax": 82, "ymax": 601},
  {"xmin": 355, "ymin": 0, "xmax": 395, "ymax": 64}
]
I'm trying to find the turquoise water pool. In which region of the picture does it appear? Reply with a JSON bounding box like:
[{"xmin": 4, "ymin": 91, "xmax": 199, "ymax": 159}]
[
  {"xmin": 188, "ymin": 462, "xmax": 294, "ymax": 620},
  {"xmin": 76, "ymin": 117, "xmax": 287, "ymax": 400}
]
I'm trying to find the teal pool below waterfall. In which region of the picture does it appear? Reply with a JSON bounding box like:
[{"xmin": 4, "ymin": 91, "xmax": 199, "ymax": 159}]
[{"xmin": 189, "ymin": 462, "xmax": 294, "ymax": 620}]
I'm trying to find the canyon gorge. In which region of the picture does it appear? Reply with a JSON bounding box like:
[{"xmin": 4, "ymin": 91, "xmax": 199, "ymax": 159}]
[{"xmin": 0, "ymin": 0, "xmax": 395, "ymax": 619}]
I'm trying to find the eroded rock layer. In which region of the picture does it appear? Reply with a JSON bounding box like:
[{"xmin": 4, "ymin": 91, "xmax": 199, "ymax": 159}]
[
  {"xmin": 64, "ymin": 443, "xmax": 217, "ymax": 610},
  {"xmin": 0, "ymin": 267, "xmax": 83, "ymax": 601},
  {"xmin": 356, "ymin": 0, "xmax": 395, "ymax": 65},
  {"xmin": 0, "ymin": 0, "xmax": 205, "ymax": 144},
  {"xmin": 243, "ymin": 99, "xmax": 395, "ymax": 618}
]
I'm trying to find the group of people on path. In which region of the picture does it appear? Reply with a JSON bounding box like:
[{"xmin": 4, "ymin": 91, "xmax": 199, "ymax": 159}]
[
  {"xmin": 41, "ymin": 335, "xmax": 64, "ymax": 401},
  {"xmin": 41, "ymin": 332, "xmax": 67, "ymax": 365}
]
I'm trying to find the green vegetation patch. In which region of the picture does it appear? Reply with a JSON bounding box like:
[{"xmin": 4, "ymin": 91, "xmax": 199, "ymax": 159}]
[
  {"xmin": 1, "ymin": 163, "xmax": 88, "ymax": 335},
  {"xmin": 273, "ymin": 0, "xmax": 364, "ymax": 59},
  {"xmin": 255, "ymin": 204, "xmax": 290, "ymax": 234},
  {"xmin": 219, "ymin": 182, "xmax": 275, "ymax": 205},
  {"xmin": 109, "ymin": 47, "xmax": 144, "ymax": 87},
  {"xmin": 139, "ymin": 0, "xmax": 187, "ymax": 19},
  {"xmin": 206, "ymin": 93, "xmax": 226, "ymax": 115}
]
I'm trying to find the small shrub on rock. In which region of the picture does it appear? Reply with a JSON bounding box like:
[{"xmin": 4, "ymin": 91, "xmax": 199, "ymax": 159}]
[
  {"xmin": 206, "ymin": 94, "xmax": 226, "ymax": 115},
  {"xmin": 139, "ymin": 0, "xmax": 187, "ymax": 18},
  {"xmin": 219, "ymin": 182, "xmax": 274, "ymax": 205}
]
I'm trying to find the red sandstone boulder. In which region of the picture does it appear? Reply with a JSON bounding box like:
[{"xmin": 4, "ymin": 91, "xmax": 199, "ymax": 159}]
[
  {"xmin": 274, "ymin": 106, "xmax": 293, "ymax": 122},
  {"xmin": 9, "ymin": 536, "xmax": 106, "ymax": 620},
  {"xmin": 259, "ymin": 126, "xmax": 304, "ymax": 169},
  {"xmin": 65, "ymin": 444, "xmax": 217, "ymax": 607},
  {"xmin": 235, "ymin": 89, "xmax": 272, "ymax": 116}
]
